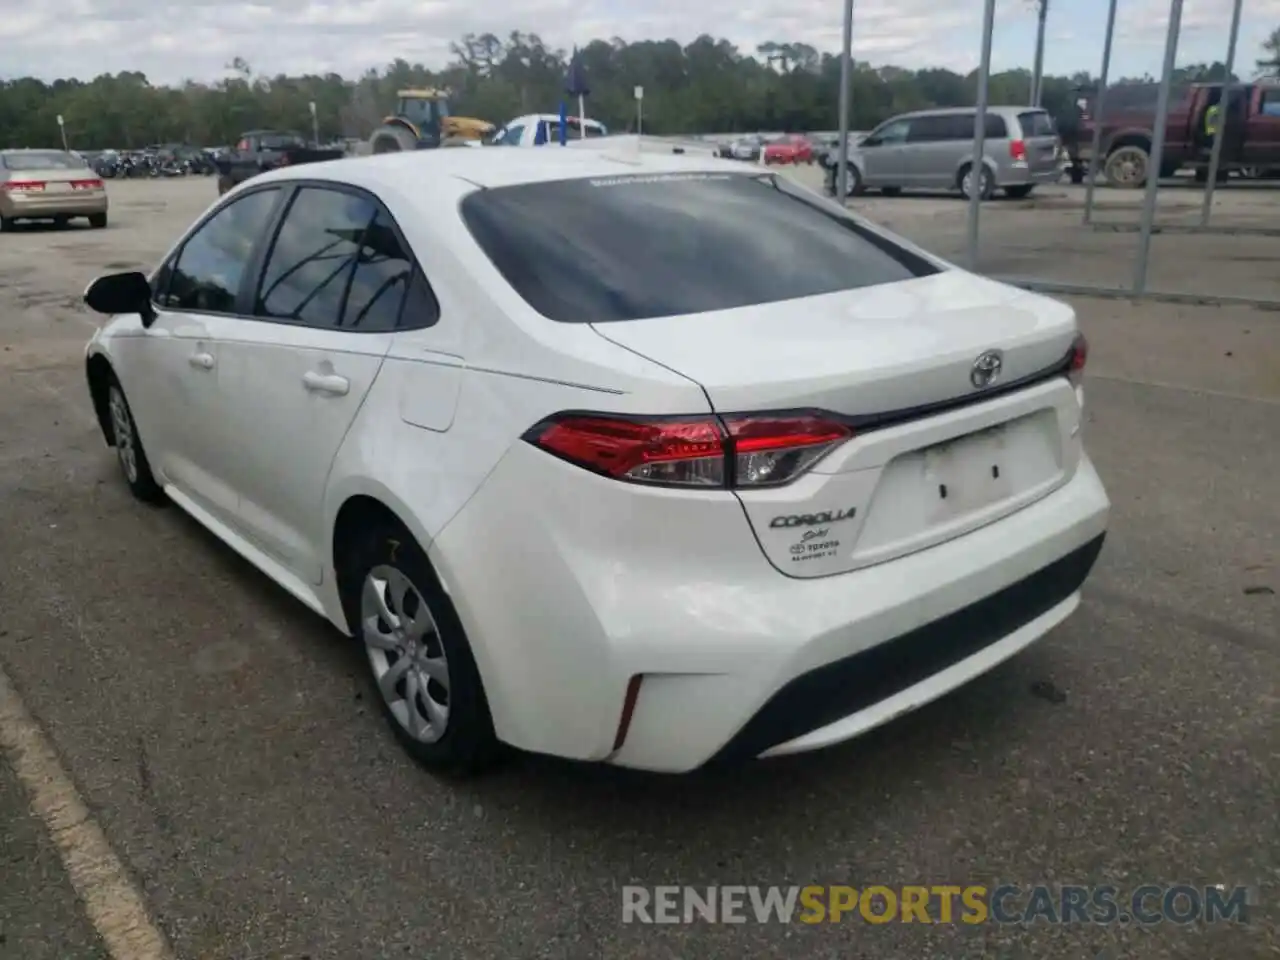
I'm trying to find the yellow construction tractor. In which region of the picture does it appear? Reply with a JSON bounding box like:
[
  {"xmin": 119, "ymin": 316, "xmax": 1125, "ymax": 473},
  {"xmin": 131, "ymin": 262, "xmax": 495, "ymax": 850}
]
[{"xmin": 368, "ymin": 89, "xmax": 494, "ymax": 152}]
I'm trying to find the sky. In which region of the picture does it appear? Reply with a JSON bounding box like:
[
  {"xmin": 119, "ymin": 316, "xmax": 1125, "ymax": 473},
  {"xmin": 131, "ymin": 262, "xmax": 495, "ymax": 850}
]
[{"xmin": 1, "ymin": 0, "xmax": 1278, "ymax": 85}]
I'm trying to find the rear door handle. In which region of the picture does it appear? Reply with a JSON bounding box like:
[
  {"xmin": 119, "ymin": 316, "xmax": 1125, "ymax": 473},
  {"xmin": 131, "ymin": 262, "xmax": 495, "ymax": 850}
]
[
  {"xmin": 189, "ymin": 351, "xmax": 214, "ymax": 370},
  {"xmin": 302, "ymin": 370, "xmax": 350, "ymax": 396}
]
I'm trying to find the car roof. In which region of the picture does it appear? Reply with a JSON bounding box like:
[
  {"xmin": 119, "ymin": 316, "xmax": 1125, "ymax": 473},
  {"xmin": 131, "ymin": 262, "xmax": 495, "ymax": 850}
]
[
  {"xmin": 895, "ymin": 105, "xmax": 1044, "ymax": 120},
  {"xmin": 252, "ymin": 146, "xmax": 750, "ymax": 195}
]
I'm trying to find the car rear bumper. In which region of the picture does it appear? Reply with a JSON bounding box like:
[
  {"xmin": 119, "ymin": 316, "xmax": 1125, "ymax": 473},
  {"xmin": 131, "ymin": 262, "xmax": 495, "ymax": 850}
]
[
  {"xmin": 1000, "ymin": 165, "xmax": 1062, "ymax": 186},
  {"xmin": 430, "ymin": 438, "xmax": 1110, "ymax": 773},
  {"xmin": 1, "ymin": 191, "xmax": 107, "ymax": 219}
]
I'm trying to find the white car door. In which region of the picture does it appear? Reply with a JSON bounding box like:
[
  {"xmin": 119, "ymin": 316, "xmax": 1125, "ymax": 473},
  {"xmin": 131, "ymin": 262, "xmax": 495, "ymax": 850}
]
[
  {"xmin": 213, "ymin": 184, "xmax": 414, "ymax": 585},
  {"xmin": 135, "ymin": 186, "xmax": 286, "ymax": 527}
]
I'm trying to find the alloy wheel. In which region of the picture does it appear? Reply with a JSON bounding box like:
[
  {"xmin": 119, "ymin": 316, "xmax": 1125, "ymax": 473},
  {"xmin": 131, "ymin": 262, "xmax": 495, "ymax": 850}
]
[
  {"xmin": 361, "ymin": 565, "xmax": 451, "ymax": 743},
  {"xmin": 108, "ymin": 387, "xmax": 138, "ymax": 483}
]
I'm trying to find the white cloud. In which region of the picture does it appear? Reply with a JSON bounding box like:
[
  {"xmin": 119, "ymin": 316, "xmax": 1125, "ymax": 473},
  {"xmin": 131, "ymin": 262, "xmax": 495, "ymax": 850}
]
[
  {"xmin": 2, "ymin": 0, "xmax": 1047, "ymax": 83},
  {"xmin": 1, "ymin": 0, "xmax": 1275, "ymax": 83}
]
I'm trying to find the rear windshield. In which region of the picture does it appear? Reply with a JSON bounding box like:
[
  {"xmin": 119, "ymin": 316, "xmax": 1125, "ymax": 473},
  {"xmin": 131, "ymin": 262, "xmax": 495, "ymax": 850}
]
[
  {"xmin": 1018, "ymin": 111, "xmax": 1057, "ymax": 137},
  {"xmin": 459, "ymin": 173, "xmax": 938, "ymax": 323},
  {"xmin": 1, "ymin": 151, "xmax": 84, "ymax": 171}
]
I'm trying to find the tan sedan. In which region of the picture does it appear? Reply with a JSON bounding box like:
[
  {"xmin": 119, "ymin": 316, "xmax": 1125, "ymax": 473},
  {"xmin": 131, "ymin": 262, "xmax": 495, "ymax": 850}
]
[{"xmin": 0, "ymin": 149, "xmax": 108, "ymax": 231}]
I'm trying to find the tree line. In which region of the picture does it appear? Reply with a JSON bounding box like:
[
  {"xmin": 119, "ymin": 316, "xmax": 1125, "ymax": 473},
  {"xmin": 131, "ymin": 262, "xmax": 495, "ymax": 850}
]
[{"xmin": 1, "ymin": 27, "xmax": 1277, "ymax": 151}]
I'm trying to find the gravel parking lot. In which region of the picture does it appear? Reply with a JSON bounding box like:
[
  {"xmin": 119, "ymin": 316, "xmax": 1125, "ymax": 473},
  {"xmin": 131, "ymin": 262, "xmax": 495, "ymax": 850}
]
[{"xmin": 1, "ymin": 176, "xmax": 1277, "ymax": 960}]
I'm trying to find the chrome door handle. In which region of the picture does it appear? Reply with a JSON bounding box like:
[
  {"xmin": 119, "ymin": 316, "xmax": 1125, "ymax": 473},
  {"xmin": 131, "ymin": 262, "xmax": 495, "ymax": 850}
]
[
  {"xmin": 189, "ymin": 351, "xmax": 214, "ymax": 369},
  {"xmin": 302, "ymin": 370, "xmax": 350, "ymax": 396}
]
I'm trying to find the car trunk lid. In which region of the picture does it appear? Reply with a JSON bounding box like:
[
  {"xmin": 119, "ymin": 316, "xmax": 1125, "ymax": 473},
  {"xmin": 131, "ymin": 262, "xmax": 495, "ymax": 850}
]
[{"xmin": 590, "ymin": 270, "xmax": 1084, "ymax": 577}]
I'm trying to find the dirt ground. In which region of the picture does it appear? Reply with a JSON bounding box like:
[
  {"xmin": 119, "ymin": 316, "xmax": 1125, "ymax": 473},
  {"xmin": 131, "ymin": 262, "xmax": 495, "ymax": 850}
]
[{"xmin": 1, "ymin": 175, "xmax": 1277, "ymax": 960}]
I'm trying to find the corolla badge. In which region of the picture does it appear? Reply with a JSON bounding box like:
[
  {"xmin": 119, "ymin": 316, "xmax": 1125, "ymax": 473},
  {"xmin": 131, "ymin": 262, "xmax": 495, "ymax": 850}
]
[{"xmin": 970, "ymin": 349, "xmax": 1004, "ymax": 389}]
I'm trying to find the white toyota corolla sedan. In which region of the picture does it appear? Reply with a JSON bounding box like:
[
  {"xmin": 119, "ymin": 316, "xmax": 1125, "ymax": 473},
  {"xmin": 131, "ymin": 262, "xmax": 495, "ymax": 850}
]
[{"xmin": 81, "ymin": 147, "xmax": 1109, "ymax": 775}]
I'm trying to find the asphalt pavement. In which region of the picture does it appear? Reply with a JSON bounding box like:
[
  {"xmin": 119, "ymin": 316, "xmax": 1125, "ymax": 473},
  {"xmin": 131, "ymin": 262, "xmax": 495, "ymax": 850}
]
[{"xmin": 0, "ymin": 177, "xmax": 1277, "ymax": 960}]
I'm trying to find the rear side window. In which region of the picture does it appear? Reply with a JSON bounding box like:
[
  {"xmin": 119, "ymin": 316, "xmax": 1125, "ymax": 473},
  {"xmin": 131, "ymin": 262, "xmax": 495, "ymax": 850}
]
[
  {"xmin": 1018, "ymin": 111, "xmax": 1057, "ymax": 137},
  {"xmin": 460, "ymin": 172, "xmax": 938, "ymax": 324},
  {"xmin": 256, "ymin": 187, "xmax": 375, "ymax": 327}
]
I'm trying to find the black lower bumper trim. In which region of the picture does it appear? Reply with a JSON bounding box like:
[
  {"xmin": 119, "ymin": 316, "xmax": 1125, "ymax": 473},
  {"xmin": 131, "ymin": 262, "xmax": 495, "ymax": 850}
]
[{"xmin": 708, "ymin": 533, "xmax": 1106, "ymax": 765}]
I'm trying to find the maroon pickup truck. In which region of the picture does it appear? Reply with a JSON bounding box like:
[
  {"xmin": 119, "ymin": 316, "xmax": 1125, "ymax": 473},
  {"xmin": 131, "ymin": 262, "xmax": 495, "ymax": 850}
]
[{"xmin": 1062, "ymin": 80, "xmax": 1280, "ymax": 188}]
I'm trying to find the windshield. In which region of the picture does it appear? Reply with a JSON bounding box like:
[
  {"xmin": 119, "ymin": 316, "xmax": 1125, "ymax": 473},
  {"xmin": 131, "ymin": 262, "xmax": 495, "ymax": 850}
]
[
  {"xmin": 460, "ymin": 172, "xmax": 937, "ymax": 323},
  {"xmin": 1, "ymin": 151, "xmax": 84, "ymax": 171}
]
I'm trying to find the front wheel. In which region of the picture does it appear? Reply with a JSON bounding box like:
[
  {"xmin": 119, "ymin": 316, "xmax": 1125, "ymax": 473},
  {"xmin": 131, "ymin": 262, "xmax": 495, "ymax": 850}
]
[
  {"xmin": 106, "ymin": 379, "xmax": 164, "ymax": 503},
  {"xmin": 1104, "ymin": 145, "xmax": 1150, "ymax": 188},
  {"xmin": 342, "ymin": 525, "xmax": 501, "ymax": 775}
]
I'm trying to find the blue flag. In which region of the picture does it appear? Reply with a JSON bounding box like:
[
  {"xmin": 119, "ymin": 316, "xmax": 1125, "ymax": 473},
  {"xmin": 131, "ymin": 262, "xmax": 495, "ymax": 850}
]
[{"xmin": 565, "ymin": 48, "xmax": 590, "ymax": 98}]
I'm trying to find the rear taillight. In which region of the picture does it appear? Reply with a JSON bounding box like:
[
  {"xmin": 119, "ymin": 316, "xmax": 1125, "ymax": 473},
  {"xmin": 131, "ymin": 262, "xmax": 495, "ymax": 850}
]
[
  {"xmin": 1067, "ymin": 332, "xmax": 1088, "ymax": 388},
  {"xmin": 525, "ymin": 413, "xmax": 852, "ymax": 489},
  {"xmin": 1010, "ymin": 139, "xmax": 1027, "ymax": 162},
  {"xmin": 71, "ymin": 178, "xmax": 103, "ymax": 190},
  {"xmin": 2, "ymin": 180, "xmax": 46, "ymax": 192}
]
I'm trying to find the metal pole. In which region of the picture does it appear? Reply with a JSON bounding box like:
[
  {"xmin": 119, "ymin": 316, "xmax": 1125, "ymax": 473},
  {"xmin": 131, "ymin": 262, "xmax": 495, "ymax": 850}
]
[
  {"xmin": 835, "ymin": 0, "xmax": 855, "ymax": 202},
  {"xmin": 966, "ymin": 0, "xmax": 997, "ymax": 270},
  {"xmin": 1031, "ymin": 0, "xmax": 1048, "ymax": 106},
  {"xmin": 1082, "ymin": 0, "xmax": 1118, "ymax": 224},
  {"xmin": 1199, "ymin": 0, "xmax": 1243, "ymax": 226},
  {"xmin": 1134, "ymin": 0, "xmax": 1183, "ymax": 294}
]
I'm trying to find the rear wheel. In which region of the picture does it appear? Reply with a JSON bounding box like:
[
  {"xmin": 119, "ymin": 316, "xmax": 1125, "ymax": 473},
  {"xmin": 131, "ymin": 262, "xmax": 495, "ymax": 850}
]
[
  {"xmin": 88, "ymin": 213, "xmax": 107, "ymax": 229},
  {"xmin": 341, "ymin": 523, "xmax": 501, "ymax": 775},
  {"xmin": 959, "ymin": 164, "xmax": 994, "ymax": 200},
  {"xmin": 0, "ymin": 215, "xmax": 13, "ymax": 232},
  {"xmin": 370, "ymin": 124, "xmax": 418, "ymax": 154}
]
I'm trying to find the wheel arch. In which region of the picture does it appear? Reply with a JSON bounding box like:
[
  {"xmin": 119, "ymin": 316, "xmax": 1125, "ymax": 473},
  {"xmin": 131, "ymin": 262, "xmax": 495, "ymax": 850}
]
[
  {"xmin": 328, "ymin": 487, "xmax": 445, "ymax": 635},
  {"xmin": 85, "ymin": 351, "xmax": 116, "ymax": 446}
]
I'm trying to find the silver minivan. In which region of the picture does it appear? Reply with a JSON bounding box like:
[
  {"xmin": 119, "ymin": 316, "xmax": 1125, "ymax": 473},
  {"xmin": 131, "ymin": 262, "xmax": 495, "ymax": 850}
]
[{"xmin": 826, "ymin": 106, "xmax": 1062, "ymax": 199}]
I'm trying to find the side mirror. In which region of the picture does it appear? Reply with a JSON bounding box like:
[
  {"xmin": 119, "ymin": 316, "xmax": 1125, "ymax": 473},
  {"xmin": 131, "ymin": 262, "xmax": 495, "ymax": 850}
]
[
  {"xmin": 84, "ymin": 271, "xmax": 156, "ymax": 325},
  {"xmin": 861, "ymin": 137, "xmax": 880, "ymax": 148}
]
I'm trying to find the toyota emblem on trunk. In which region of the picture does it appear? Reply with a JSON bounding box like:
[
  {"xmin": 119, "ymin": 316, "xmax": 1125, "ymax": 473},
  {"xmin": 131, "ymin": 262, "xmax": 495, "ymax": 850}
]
[{"xmin": 970, "ymin": 350, "xmax": 1004, "ymax": 389}]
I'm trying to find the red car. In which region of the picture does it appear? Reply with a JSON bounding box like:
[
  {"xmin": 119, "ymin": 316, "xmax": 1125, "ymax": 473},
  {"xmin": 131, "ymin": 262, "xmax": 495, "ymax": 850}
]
[{"xmin": 762, "ymin": 135, "xmax": 814, "ymax": 165}]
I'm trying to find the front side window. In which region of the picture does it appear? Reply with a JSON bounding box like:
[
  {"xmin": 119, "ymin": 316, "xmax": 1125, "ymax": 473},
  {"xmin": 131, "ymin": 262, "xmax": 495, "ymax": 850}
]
[
  {"xmin": 164, "ymin": 188, "xmax": 281, "ymax": 313},
  {"xmin": 498, "ymin": 125, "xmax": 525, "ymax": 146},
  {"xmin": 460, "ymin": 172, "xmax": 937, "ymax": 324},
  {"xmin": 255, "ymin": 187, "xmax": 377, "ymax": 327},
  {"xmin": 872, "ymin": 120, "xmax": 911, "ymax": 145}
]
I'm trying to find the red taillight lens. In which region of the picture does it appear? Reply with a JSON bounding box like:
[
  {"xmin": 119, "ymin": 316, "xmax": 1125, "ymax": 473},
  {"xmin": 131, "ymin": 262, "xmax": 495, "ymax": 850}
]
[
  {"xmin": 2, "ymin": 180, "xmax": 46, "ymax": 192},
  {"xmin": 526, "ymin": 413, "xmax": 852, "ymax": 488},
  {"xmin": 1010, "ymin": 139, "xmax": 1027, "ymax": 161},
  {"xmin": 1068, "ymin": 332, "xmax": 1088, "ymax": 387},
  {"xmin": 71, "ymin": 178, "xmax": 103, "ymax": 190}
]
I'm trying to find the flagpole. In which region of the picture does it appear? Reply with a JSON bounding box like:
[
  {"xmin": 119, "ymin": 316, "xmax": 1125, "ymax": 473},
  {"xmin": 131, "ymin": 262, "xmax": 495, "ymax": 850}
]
[{"xmin": 578, "ymin": 94, "xmax": 586, "ymax": 138}]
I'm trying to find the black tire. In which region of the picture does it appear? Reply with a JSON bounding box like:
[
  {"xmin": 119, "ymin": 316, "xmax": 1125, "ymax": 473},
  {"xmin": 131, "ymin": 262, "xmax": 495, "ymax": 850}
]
[
  {"xmin": 0, "ymin": 216, "xmax": 13, "ymax": 232},
  {"xmin": 88, "ymin": 213, "xmax": 107, "ymax": 229},
  {"xmin": 370, "ymin": 124, "xmax": 418, "ymax": 154},
  {"xmin": 1005, "ymin": 184, "xmax": 1035, "ymax": 199},
  {"xmin": 1104, "ymin": 143, "xmax": 1150, "ymax": 189},
  {"xmin": 340, "ymin": 523, "xmax": 500, "ymax": 776},
  {"xmin": 959, "ymin": 164, "xmax": 994, "ymax": 200},
  {"xmin": 105, "ymin": 376, "xmax": 164, "ymax": 504}
]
